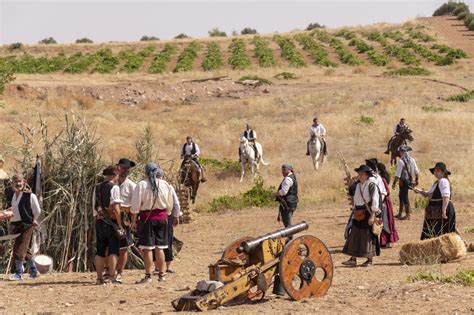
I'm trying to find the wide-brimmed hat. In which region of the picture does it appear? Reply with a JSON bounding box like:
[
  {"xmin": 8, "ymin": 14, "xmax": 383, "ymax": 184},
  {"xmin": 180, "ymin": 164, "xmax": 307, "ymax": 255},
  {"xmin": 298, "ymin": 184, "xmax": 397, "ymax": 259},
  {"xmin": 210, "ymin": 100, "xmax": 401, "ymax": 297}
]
[
  {"xmin": 102, "ymin": 165, "xmax": 117, "ymax": 176},
  {"xmin": 117, "ymin": 158, "xmax": 136, "ymax": 169},
  {"xmin": 398, "ymin": 145, "xmax": 412, "ymax": 152},
  {"xmin": 354, "ymin": 165, "xmax": 373, "ymax": 176},
  {"xmin": 365, "ymin": 158, "xmax": 378, "ymax": 172},
  {"xmin": 282, "ymin": 163, "xmax": 293, "ymax": 170},
  {"xmin": 429, "ymin": 162, "xmax": 451, "ymax": 175}
]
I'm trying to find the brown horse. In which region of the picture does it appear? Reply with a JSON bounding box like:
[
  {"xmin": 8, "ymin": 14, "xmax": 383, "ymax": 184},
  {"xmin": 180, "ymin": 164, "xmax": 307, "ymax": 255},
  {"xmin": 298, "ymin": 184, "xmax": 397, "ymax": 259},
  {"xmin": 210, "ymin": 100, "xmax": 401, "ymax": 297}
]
[
  {"xmin": 388, "ymin": 127, "xmax": 414, "ymax": 165},
  {"xmin": 179, "ymin": 155, "xmax": 201, "ymax": 204}
]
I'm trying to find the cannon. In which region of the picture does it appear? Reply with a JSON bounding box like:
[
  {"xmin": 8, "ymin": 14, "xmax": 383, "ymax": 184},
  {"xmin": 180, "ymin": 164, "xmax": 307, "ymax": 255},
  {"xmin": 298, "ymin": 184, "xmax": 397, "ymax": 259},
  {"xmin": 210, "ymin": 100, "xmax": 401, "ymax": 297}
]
[{"xmin": 172, "ymin": 221, "xmax": 333, "ymax": 311}]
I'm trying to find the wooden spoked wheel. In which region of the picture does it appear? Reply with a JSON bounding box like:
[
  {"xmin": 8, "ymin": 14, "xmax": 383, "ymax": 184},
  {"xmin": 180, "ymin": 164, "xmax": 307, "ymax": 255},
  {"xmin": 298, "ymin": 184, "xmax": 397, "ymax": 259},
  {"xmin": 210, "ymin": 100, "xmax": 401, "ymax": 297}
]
[
  {"xmin": 278, "ymin": 235, "xmax": 333, "ymax": 300},
  {"xmin": 221, "ymin": 236, "xmax": 253, "ymax": 263}
]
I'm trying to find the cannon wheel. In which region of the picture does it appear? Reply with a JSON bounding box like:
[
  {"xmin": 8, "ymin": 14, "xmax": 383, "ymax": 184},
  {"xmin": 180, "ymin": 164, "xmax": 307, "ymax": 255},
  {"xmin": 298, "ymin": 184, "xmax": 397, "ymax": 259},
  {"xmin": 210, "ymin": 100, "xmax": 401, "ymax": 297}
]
[
  {"xmin": 221, "ymin": 236, "xmax": 252, "ymax": 263},
  {"xmin": 278, "ymin": 235, "xmax": 333, "ymax": 300}
]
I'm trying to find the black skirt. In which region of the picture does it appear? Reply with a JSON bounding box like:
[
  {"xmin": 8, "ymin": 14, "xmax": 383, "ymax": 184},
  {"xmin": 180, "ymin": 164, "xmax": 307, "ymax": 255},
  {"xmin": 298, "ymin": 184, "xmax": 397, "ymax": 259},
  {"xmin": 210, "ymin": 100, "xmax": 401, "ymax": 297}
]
[{"xmin": 420, "ymin": 201, "xmax": 456, "ymax": 240}]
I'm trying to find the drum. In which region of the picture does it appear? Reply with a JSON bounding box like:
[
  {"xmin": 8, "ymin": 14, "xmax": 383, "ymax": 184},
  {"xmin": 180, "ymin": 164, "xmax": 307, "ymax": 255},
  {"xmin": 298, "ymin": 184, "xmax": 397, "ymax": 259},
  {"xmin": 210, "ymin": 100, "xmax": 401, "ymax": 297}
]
[{"xmin": 34, "ymin": 254, "xmax": 53, "ymax": 274}]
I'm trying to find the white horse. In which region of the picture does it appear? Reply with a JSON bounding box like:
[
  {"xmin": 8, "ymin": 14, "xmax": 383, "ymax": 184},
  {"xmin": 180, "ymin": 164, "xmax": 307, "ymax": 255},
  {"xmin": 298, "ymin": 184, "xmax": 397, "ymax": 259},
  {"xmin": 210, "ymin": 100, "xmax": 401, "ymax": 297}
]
[
  {"xmin": 309, "ymin": 135, "xmax": 325, "ymax": 170},
  {"xmin": 239, "ymin": 136, "xmax": 268, "ymax": 182}
]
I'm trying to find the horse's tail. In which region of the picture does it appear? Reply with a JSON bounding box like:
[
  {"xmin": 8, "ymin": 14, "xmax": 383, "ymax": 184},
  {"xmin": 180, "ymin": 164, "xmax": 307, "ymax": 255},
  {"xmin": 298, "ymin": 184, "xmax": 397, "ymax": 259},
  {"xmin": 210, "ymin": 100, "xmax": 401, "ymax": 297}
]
[{"xmin": 260, "ymin": 158, "xmax": 269, "ymax": 166}]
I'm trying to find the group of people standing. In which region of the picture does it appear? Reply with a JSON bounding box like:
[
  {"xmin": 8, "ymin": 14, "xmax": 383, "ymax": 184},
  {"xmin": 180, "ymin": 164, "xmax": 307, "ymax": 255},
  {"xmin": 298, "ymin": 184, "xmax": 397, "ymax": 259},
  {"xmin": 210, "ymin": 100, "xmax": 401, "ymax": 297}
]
[{"xmin": 341, "ymin": 119, "xmax": 457, "ymax": 266}]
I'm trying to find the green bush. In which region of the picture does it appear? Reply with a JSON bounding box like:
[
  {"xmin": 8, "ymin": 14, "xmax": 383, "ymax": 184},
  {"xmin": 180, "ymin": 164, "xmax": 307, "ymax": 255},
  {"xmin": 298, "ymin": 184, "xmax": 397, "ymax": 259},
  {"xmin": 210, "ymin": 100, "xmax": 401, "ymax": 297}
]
[
  {"xmin": 453, "ymin": 5, "xmax": 469, "ymax": 16},
  {"xmin": 275, "ymin": 72, "xmax": 297, "ymax": 80},
  {"xmin": 228, "ymin": 38, "xmax": 251, "ymax": 70},
  {"xmin": 355, "ymin": 115, "xmax": 374, "ymax": 125},
  {"xmin": 0, "ymin": 68, "xmax": 15, "ymax": 95},
  {"xmin": 207, "ymin": 177, "xmax": 275, "ymax": 212},
  {"xmin": 457, "ymin": 11, "xmax": 469, "ymax": 21},
  {"xmin": 239, "ymin": 75, "xmax": 272, "ymax": 85},
  {"xmin": 241, "ymin": 27, "xmax": 257, "ymax": 35},
  {"xmin": 469, "ymin": 20, "xmax": 474, "ymax": 31},
  {"xmin": 384, "ymin": 30, "xmax": 405, "ymax": 42},
  {"xmin": 209, "ymin": 28, "xmax": 227, "ymax": 37},
  {"xmin": 446, "ymin": 90, "xmax": 474, "ymax": 102},
  {"xmin": 64, "ymin": 52, "xmax": 98, "ymax": 74},
  {"xmin": 93, "ymin": 48, "xmax": 119, "ymax": 73},
  {"xmin": 174, "ymin": 41, "xmax": 201, "ymax": 72},
  {"xmin": 463, "ymin": 13, "xmax": 474, "ymax": 27},
  {"xmin": 384, "ymin": 67, "xmax": 431, "ymax": 76},
  {"xmin": 252, "ymin": 36, "xmax": 276, "ymax": 67},
  {"xmin": 200, "ymin": 158, "xmax": 240, "ymax": 173},
  {"xmin": 140, "ymin": 35, "xmax": 159, "ymax": 41},
  {"xmin": 433, "ymin": 2, "xmax": 468, "ymax": 16},
  {"xmin": 75, "ymin": 38, "xmax": 93, "ymax": 44},
  {"xmin": 431, "ymin": 44, "xmax": 468, "ymax": 59},
  {"xmin": 295, "ymin": 34, "xmax": 336, "ymax": 67},
  {"xmin": 202, "ymin": 42, "xmax": 223, "ymax": 71},
  {"xmin": 8, "ymin": 42, "xmax": 22, "ymax": 50},
  {"xmin": 175, "ymin": 33, "xmax": 190, "ymax": 39},
  {"xmin": 38, "ymin": 37, "xmax": 57, "ymax": 44},
  {"xmin": 421, "ymin": 105, "xmax": 450, "ymax": 112},
  {"xmin": 405, "ymin": 28, "xmax": 435, "ymax": 42},
  {"xmin": 149, "ymin": 44, "xmax": 177, "ymax": 74},
  {"xmin": 273, "ymin": 35, "xmax": 306, "ymax": 67},
  {"xmin": 465, "ymin": 227, "xmax": 474, "ymax": 233},
  {"xmin": 118, "ymin": 49, "xmax": 149, "ymax": 72},
  {"xmin": 410, "ymin": 269, "xmax": 474, "ymax": 286},
  {"xmin": 335, "ymin": 29, "xmax": 356, "ymax": 40},
  {"xmin": 330, "ymin": 38, "xmax": 363, "ymax": 66}
]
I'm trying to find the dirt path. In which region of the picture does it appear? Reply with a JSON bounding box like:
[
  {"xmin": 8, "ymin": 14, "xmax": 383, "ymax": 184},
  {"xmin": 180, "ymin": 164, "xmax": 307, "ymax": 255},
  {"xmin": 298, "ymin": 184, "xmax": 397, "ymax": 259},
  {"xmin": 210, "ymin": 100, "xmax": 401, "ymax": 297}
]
[
  {"xmin": 0, "ymin": 202, "xmax": 473, "ymax": 313},
  {"xmin": 421, "ymin": 16, "xmax": 474, "ymax": 58}
]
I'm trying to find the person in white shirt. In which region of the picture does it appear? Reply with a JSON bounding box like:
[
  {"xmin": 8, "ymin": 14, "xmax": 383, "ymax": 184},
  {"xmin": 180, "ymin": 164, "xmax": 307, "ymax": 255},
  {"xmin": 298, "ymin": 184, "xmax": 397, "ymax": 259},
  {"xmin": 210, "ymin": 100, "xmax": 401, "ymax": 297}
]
[
  {"xmin": 414, "ymin": 162, "xmax": 456, "ymax": 240},
  {"xmin": 240, "ymin": 124, "xmax": 259, "ymax": 160},
  {"xmin": 306, "ymin": 117, "xmax": 327, "ymax": 156},
  {"xmin": 131, "ymin": 163, "xmax": 180, "ymax": 284},
  {"xmin": 272, "ymin": 163, "xmax": 298, "ymax": 228},
  {"xmin": 385, "ymin": 118, "xmax": 407, "ymax": 154},
  {"xmin": 342, "ymin": 165, "xmax": 381, "ymax": 267},
  {"xmin": 392, "ymin": 145, "xmax": 419, "ymax": 220},
  {"xmin": 115, "ymin": 158, "xmax": 137, "ymax": 282},
  {"xmin": 6, "ymin": 174, "xmax": 41, "ymax": 281},
  {"xmin": 180, "ymin": 136, "xmax": 205, "ymax": 182}
]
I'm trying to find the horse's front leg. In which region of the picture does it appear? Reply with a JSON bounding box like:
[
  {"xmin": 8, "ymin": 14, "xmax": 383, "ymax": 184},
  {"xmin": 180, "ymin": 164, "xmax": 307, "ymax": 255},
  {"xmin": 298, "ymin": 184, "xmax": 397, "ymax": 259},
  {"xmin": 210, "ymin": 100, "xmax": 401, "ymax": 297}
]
[{"xmin": 240, "ymin": 161, "xmax": 245, "ymax": 182}]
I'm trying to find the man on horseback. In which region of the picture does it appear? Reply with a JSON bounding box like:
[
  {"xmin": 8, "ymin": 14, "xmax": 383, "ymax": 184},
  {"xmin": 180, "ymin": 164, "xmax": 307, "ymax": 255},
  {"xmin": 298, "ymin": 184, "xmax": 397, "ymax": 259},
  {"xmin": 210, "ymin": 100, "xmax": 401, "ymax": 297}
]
[
  {"xmin": 180, "ymin": 136, "xmax": 206, "ymax": 183},
  {"xmin": 306, "ymin": 117, "xmax": 327, "ymax": 156},
  {"xmin": 239, "ymin": 124, "xmax": 259, "ymax": 162},
  {"xmin": 385, "ymin": 118, "xmax": 408, "ymax": 155}
]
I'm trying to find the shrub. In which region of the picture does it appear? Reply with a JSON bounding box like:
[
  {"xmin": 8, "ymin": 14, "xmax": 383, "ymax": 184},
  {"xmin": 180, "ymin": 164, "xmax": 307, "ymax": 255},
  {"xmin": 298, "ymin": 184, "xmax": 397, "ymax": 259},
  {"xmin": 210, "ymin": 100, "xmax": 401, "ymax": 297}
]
[
  {"xmin": 64, "ymin": 52, "xmax": 98, "ymax": 74},
  {"xmin": 200, "ymin": 158, "xmax": 240, "ymax": 173},
  {"xmin": 174, "ymin": 41, "xmax": 201, "ymax": 72},
  {"xmin": 355, "ymin": 115, "xmax": 374, "ymax": 125},
  {"xmin": 410, "ymin": 269, "xmax": 474, "ymax": 287},
  {"xmin": 306, "ymin": 22, "xmax": 325, "ymax": 30},
  {"xmin": 431, "ymin": 44, "xmax": 468, "ymax": 59},
  {"xmin": 384, "ymin": 30, "xmax": 405, "ymax": 42},
  {"xmin": 329, "ymin": 38, "xmax": 363, "ymax": 66},
  {"xmin": 464, "ymin": 13, "xmax": 474, "ymax": 27},
  {"xmin": 202, "ymin": 42, "xmax": 223, "ymax": 71},
  {"xmin": 241, "ymin": 27, "xmax": 257, "ymax": 35},
  {"xmin": 453, "ymin": 4, "xmax": 470, "ymax": 16},
  {"xmin": 446, "ymin": 90, "xmax": 474, "ymax": 102},
  {"xmin": 275, "ymin": 72, "xmax": 297, "ymax": 80},
  {"xmin": 239, "ymin": 75, "xmax": 272, "ymax": 85},
  {"xmin": 149, "ymin": 43, "xmax": 177, "ymax": 74},
  {"xmin": 457, "ymin": 11, "xmax": 469, "ymax": 21},
  {"xmin": 0, "ymin": 68, "xmax": 15, "ymax": 95},
  {"xmin": 175, "ymin": 33, "xmax": 189, "ymax": 39},
  {"xmin": 228, "ymin": 38, "xmax": 251, "ymax": 70},
  {"xmin": 433, "ymin": 2, "xmax": 468, "ymax": 16},
  {"xmin": 118, "ymin": 49, "xmax": 149, "ymax": 72},
  {"xmin": 465, "ymin": 227, "xmax": 474, "ymax": 233},
  {"xmin": 383, "ymin": 44, "xmax": 420, "ymax": 65},
  {"xmin": 335, "ymin": 29, "xmax": 356, "ymax": 40},
  {"xmin": 75, "ymin": 38, "xmax": 93, "ymax": 44},
  {"xmin": 469, "ymin": 20, "xmax": 474, "ymax": 31},
  {"xmin": 208, "ymin": 28, "xmax": 227, "ymax": 37},
  {"xmin": 273, "ymin": 35, "xmax": 306, "ymax": 67},
  {"xmin": 421, "ymin": 105, "xmax": 450, "ymax": 113},
  {"xmin": 8, "ymin": 42, "xmax": 22, "ymax": 50},
  {"xmin": 384, "ymin": 67, "xmax": 431, "ymax": 76},
  {"xmin": 140, "ymin": 35, "xmax": 159, "ymax": 41},
  {"xmin": 38, "ymin": 37, "xmax": 57, "ymax": 44},
  {"xmin": 93, "ymin": 48, "xmax": 119, "ymax": 73},
  {"xmin": 405, "ymin": 27, "xmax": 435, "ymax": 42},
  {"xmin": 252, "ymin": 36, "xmax": 276, "ymax": 67},
  {"xmin": 294, "ymin": 34, "xmax": 336, "ymax": 67}
]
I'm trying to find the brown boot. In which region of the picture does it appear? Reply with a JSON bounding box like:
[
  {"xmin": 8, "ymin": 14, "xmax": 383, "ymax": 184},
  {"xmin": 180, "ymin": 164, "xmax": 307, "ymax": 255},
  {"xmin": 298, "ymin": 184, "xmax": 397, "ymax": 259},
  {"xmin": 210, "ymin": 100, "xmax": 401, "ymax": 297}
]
[
  {"xmin": 395, "ymin": 204, "xmax": 404, "ymax": 219},
  {"xmin": 404, "ymin": 205, "xmax": 411, "ymax": 220}
]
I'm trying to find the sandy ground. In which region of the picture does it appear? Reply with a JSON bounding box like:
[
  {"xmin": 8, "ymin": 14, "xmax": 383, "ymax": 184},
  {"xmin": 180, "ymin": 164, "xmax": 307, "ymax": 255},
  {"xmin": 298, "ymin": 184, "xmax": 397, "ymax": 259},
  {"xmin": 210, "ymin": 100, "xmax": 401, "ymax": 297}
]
[{"xmin": 0, "ymin": 202, "xmax": 473, "ymax": 314}]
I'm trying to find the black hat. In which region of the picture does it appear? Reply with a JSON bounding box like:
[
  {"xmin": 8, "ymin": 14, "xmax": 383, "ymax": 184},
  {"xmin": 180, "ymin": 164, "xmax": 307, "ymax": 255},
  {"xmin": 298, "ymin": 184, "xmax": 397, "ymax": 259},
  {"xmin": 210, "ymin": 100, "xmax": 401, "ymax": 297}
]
[
  {"xmin": 117, "ymin": 158, "xmax": 136, "ymax": 169},
  {"xmin": 102, "ymin": 165, "xmax": 117, "ymax": 176},
  {"xmin": 354, "ymin": 165, "xmax": 373, "ymax": 176},
  {"xmin": 365, "ymin": 158, "xmax": 378, "ymax": 172},
  {"xmin": 429, "ymin": 162, "xmax": 451, "ymax": 175}
]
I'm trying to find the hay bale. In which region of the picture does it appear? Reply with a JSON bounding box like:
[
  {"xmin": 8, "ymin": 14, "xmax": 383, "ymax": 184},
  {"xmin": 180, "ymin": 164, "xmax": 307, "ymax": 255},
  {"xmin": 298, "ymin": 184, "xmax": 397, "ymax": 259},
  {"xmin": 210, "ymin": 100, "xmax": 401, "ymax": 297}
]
[{"xmin": 399, "ymin": 233, "xmax": 467, "ymax": 265}]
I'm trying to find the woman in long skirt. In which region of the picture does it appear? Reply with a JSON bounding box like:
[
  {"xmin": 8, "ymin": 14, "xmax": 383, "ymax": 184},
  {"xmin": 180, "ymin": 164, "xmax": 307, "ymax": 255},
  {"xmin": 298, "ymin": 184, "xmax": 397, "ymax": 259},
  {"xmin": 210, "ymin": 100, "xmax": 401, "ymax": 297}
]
[
  {"xmin": 377, "ymin": 162, "xmax": 399, "ymax": 247},
  {"xmin": 414, "ymin": 162, "xmax": 456, "ymax": 240},
  {"xmin": 342, "ymin": 165, "xmax": 381, "ymax": 267}
]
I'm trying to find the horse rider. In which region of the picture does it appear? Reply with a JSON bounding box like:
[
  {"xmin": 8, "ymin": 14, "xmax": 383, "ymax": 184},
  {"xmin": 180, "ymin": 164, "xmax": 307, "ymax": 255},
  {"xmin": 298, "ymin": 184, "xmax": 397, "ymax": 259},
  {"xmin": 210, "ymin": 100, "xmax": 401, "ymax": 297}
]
[
  {"xmin": 239, "ymin": 124, "xmax": 259, "ymax": 161},
  {"xmin": 306, "ymin": 117, "xmax": 327, "ymax": 156},
  {"xmin": 272, "ymin": 163, "xmax": 298, "ymax": 228},
  {"xmin": 181, "ymin": 136, "xmax": 206, "ymax": 182},
  {"xmin": 385, "ymin": 118, "xmax": 408, "ymax": 154}
]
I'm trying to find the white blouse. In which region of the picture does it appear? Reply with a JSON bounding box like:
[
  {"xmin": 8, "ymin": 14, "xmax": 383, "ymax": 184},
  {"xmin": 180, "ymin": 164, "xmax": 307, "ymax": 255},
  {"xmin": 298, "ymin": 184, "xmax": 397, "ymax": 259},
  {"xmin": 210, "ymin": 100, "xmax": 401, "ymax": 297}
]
[
  {"xmin": 353, "ymin": 177, "xmax": 380, "ymax": 212},
  {"xmin": 427, "ymin": 178, "xmax": 451, "ymax": 198}
]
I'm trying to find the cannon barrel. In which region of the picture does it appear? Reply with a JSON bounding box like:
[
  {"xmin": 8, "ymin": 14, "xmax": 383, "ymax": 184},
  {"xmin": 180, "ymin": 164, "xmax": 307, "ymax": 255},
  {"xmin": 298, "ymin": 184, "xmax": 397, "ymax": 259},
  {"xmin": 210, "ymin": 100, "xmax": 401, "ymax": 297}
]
[{"xmin": 237, "ymin": 221, "xmax": 308, "ymax": 254}]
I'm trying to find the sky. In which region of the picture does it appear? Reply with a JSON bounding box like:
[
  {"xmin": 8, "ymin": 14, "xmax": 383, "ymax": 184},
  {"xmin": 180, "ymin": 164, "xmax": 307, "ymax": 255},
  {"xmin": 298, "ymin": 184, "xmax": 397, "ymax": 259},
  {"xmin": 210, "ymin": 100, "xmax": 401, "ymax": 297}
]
[{"xmin": 1, "ymin": 0, "xmax": 472, "ymax": 45}]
